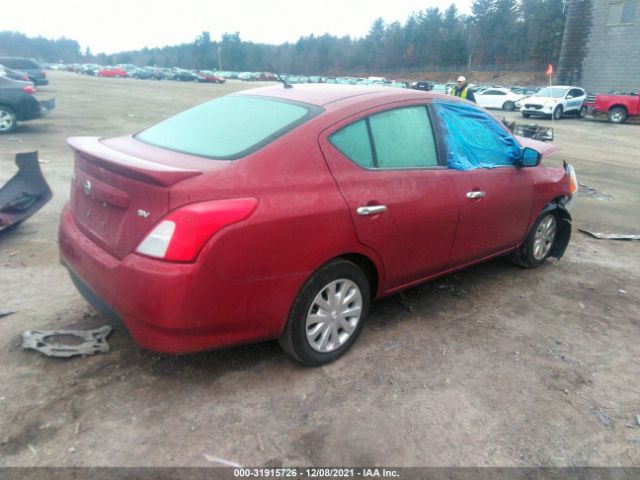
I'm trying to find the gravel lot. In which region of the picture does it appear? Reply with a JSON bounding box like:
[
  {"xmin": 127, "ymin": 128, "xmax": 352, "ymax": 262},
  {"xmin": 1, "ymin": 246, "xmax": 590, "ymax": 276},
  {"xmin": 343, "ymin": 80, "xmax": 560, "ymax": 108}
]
[{"xmin": 0, "ymin": 71, "xmax": 639, "ymax": 467}]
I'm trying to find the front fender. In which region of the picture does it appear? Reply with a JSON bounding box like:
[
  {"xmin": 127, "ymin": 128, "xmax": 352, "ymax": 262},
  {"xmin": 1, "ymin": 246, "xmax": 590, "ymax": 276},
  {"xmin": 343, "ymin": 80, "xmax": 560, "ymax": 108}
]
[{"xmin": 539, "ymin": 202, "xmax": 572, "ymax": 259}]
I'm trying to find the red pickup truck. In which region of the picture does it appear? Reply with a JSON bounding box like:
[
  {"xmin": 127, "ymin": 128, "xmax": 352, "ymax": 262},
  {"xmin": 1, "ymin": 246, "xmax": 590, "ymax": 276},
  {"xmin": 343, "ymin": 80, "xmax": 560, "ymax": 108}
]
[{"xmin": 584, "ymin": 92, "xmax": 640, "ymax": 123}]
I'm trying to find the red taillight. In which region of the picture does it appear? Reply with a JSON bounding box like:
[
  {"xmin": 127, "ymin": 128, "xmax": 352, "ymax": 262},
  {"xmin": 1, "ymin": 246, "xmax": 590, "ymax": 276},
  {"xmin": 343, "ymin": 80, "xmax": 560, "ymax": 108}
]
[
  {"xmin": 136, "ymin": 198, "xmax": 258, "ymax": 262},
  {"xmin": 23, "ymin": 85, "xmax": 37, "ymax": 94}
]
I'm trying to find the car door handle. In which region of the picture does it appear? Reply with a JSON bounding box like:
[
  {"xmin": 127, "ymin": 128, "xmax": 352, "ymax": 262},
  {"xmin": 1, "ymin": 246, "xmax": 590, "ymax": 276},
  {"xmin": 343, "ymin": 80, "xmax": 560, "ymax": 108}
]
[
  {"xmin": 357, "ymin": 205, "xmax": 388, "ymax": 216},
  {"xmin": 466, "ymin": 191, "xmax": 486, "ymax": 199}
]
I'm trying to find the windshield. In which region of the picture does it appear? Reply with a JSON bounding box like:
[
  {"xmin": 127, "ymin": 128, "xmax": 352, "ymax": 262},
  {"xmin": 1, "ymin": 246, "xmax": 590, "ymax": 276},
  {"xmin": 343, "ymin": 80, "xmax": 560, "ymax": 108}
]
[
  {"xmin": 535, "ymin": 87, "xmax": 570, "ymax": 98},
  {"xmin": 135, "ymin": 95, "xmax": 320, "ymax": 159}
]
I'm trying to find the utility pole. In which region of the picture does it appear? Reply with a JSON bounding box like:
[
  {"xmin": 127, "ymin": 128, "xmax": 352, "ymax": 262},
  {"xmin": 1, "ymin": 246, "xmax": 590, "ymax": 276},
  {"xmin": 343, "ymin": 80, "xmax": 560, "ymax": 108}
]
[{"xmin": 218, "ymin": 47, "xmax": 222, "ymax": 71}]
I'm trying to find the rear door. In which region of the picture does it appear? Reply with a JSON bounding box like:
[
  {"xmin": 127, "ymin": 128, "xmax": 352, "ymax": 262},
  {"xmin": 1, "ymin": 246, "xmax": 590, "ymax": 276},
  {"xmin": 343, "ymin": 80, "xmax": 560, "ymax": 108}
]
[{"xmin": 319, "ymin": 102, "xmax": 459, "ymax": 290}]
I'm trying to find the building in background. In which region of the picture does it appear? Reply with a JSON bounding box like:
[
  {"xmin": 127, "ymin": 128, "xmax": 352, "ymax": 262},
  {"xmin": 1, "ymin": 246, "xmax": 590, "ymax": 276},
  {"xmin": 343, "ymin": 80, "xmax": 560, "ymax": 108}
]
[{"xmin": 558, "ymin": 0, "xmax": 640, "ymax": 93}]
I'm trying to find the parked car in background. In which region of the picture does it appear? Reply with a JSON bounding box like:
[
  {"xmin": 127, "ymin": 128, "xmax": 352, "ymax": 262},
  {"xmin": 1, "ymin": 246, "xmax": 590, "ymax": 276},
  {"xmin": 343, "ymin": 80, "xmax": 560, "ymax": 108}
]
[
  {"xmin": 0, "ymin": 64, "xmax": 31, "ymax": 82},
  {"xmin": 59, "ymin": 85, "xmax": 576, "ymax": 366},
  {"xmin": 98, "ymin": 67, "xmax": 129, "ymax": 78},
  {"xmin": 238, "ymin": 72, "xmax": 257, "ymax": 81},
  {"xmin": 174, "ymin": 69, "xmax": 200, "ymax": 81},
  {"xmin": 79, "ymin": 64, "xmax": 102, "ymax": 76},
  {"xmin": 0, "ymin": 57, "xmax": 48, "ymax": 85},
  {"xmin": 196, "ymin": 71, "xmax": 225, "ymax": 83},
  {"xmin": 0, "ymin": 74, "xmax": 55, "ymax": 133},
  {"xmin": 521, "ymin": 86, "xmax": 587, "ymax": 119},
  {"xmin": 431, "ymin": 83, "xmax": 449, "ymax": 94},
  {"xmin": 511, "ymin": 86, "xmax": 540, "ymax": 96},
  {"xmin": 475, "ymin": 87, "xmax": 524, "ymax": 111},
  {"xmin": 584, "ymin": 91, "xmax": 639, "ymax": 123},
  {"xmin": 412, "ymin": 81, "xmax": 432, "ymax": 91}
]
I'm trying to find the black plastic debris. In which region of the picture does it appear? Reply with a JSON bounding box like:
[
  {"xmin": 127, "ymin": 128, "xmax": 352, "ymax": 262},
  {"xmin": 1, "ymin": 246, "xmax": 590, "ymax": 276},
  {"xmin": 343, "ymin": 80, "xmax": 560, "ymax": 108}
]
[
  {"xmin": 0, "ymin": 151, "xmax": 53, "ymax": 233},
  {"xmin": 22, "ymin": 326, "xmax": 113, "ymax": 358}
]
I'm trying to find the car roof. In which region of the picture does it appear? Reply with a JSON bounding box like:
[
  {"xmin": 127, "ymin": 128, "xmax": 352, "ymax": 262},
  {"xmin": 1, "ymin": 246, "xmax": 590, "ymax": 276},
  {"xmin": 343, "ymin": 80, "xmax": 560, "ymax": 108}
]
[{"xmin": 233, "ymin": 84, "xmax": 452, "ymax": 108}]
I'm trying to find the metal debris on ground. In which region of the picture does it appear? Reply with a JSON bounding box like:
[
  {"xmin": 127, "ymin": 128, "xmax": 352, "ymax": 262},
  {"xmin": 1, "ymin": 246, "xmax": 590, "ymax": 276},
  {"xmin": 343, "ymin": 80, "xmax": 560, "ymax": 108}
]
[
  {"xmin": 203, "ymin": 454, "xmax": 242, "ymax": 467},
  {"xmin": 0, "ymin": 151, "xmax": 53, "ymax": 233},
  {"xmin": 578, "ymin": 229, "xmax": 640, "ymax": 241},
  {"xmin": 0, "ymin": 309, "xmax": 15, "ymax": 318},
  {"xmin": 594, "ymin": 407, "xmax": 613, "ymax": 427},
  {"xmin": 577, "ymin": 183, "xmax": 613, "ymax": 200},
  {"xmin": 502, "ymin": 118, "xmax": 554, "ymax": 141},
  {"xmin": 21, "ymin": 326, "xmax": 113, "ymax": 358}
]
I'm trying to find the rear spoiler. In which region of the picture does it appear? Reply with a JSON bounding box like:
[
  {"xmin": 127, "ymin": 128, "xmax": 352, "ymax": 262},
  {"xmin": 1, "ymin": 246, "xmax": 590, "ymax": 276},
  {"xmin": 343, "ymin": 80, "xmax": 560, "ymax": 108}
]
[{"xmin": 68, "ymin": 136, "xmax": 202, "ymax": 187}]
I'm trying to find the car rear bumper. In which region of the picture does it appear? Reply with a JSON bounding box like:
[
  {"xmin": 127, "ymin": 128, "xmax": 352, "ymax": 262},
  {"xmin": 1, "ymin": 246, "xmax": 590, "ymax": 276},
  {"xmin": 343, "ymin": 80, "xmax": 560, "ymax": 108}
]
[{"xmin": 58, "ymin": 203, "xmax": 279, "ymax": 354}]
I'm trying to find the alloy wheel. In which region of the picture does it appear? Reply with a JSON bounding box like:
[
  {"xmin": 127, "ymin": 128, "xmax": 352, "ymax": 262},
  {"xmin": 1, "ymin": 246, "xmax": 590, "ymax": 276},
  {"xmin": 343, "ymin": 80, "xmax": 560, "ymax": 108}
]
[{"xmin": 533, "ymin": 214, "xmax": 556, "ymax": 261}]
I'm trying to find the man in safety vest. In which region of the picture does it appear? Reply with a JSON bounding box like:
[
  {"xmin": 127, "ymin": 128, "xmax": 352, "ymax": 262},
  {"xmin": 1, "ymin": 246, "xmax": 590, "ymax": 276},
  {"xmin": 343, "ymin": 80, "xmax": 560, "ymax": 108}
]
[{"xmin": 450, "ymin": 76, "xmax": 476, "ymax": 103}]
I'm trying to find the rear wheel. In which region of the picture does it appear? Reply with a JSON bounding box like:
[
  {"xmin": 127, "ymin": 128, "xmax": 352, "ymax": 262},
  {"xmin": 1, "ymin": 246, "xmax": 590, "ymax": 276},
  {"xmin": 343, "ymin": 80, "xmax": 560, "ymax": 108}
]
[
  {"xmin": 279, "ymin": 259, "xmax": 370, "ymax": 366},
  {"xmin": 512, "ymin": 212, "xmax": 558, "ymax": 268},
  {"xmin": 0, "ymin": 106, "xmax": 17, "ymax": 134},
  {"xmin": 522, "ymin": 112, "xmax": 530, "ymax": 118},
  {"xmin": 608, "ymin": 107, "xmax": 628, "ymax": 124},
  {"xmin": 503, "ymin": 101, "xmax": 515, "ymax": 112},
  {"xmin": 577, "ymin": 106, "xmax": 587, "ymax": 118}
]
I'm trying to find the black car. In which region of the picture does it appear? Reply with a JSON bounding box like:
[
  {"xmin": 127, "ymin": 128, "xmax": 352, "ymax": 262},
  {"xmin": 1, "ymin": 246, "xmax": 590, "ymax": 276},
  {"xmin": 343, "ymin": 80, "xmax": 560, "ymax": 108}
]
[
  {"xmin": 0, "ymin": 75, "xmax": 55, "ymax": 133},
  {"xmin": 0, "ymin": 64, "xmax": 31, "ymax": 82},
  {"xmin": 412, "ymin": 81, "xmax": 432, "ymax": 91},
  {"xmin": 0, "ymin": 57, "xmax": 48, "ymax": 86}
]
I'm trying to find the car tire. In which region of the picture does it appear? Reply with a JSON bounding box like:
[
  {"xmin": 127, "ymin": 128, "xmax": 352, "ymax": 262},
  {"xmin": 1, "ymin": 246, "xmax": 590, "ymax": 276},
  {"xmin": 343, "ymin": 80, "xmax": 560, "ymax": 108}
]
[
  {"xmin": 577, "ymin": 106, "xmax": 587, "ymax": 118},
  {"xmin": 522, "ymin": 112, "xmax": 530, "ymax": 118},
  {"xmin": 553, "ymin": 106, "xmax": 563, "ymax": 120},
  {"xmin": 608, "ymin": 107, "xmax": 628, "ymax": 124},
  {"xmin": 0, "ymin": 105, "xmax": 17, "ymax": 134},
  {"xmin": 278, "ymin": 259, "xmax": 370, "ymax": 366},
  {"xmin": 512, "ymin": 212, "xmax": 558, "ymax": 269},
  {"xmin": 503, "ymin": 101, "xmax": 515, "ymax": 112}
]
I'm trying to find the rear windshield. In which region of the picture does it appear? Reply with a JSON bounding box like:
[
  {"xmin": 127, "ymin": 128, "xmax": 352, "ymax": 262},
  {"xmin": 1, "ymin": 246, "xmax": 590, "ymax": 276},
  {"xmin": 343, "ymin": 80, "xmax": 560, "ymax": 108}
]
[{"xmin": 135, "ymin": 95, "xmax": 320, "ymax": 159}]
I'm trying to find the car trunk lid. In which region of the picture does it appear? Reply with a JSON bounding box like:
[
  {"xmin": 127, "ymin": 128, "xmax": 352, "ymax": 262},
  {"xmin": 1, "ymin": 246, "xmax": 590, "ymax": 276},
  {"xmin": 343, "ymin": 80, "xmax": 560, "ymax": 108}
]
[{"xmin": 68, "ymin": 136, "xmax": 204, "ymax": 259}]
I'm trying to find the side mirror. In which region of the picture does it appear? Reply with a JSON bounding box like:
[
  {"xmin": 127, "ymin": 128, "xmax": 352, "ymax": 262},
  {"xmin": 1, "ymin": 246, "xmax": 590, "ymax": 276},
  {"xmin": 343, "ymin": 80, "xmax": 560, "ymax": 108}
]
[
  {"xmin": 566, "ymin": 95, "xmax": 574, "ymax": 99},
  {"xmin": 518, "ymin": 147, "xmax": 541, "ymax": 167}
]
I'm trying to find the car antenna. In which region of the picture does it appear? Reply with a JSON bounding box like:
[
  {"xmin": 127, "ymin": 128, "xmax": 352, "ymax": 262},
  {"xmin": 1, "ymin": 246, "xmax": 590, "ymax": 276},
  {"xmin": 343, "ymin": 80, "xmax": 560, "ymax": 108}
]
[{"xmin": 268, "ymin": 63, "xmax": 292, "ymax": 89}]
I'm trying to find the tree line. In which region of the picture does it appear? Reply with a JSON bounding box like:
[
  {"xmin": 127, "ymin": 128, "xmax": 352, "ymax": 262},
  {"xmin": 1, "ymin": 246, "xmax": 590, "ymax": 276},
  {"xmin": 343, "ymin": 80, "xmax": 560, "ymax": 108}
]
[{"xmin": 0, "ymin": 0, "xmax": 566, "ymax": 74}]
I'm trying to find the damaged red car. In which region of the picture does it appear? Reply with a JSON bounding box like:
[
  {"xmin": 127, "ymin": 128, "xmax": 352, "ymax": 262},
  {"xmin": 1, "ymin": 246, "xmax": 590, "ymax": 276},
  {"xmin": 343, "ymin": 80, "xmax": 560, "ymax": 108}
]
[{"xmin": 59, "ymin": 85, "xmax": 578, "ymax": 365}]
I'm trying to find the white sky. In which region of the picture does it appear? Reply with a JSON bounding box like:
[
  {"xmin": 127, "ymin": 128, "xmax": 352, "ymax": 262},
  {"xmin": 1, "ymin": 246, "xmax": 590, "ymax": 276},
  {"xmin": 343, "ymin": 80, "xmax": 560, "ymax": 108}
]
[{"xmin": 2, "ymin": 0, "xmax": 473, "ymax": 54}]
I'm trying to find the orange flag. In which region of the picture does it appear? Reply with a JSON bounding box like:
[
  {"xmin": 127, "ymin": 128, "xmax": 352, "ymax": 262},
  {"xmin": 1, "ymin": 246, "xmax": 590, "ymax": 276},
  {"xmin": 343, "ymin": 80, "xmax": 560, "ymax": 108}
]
[{"xmin": 546, "ymin": 64, "xmax": 554, "ymax": 76}]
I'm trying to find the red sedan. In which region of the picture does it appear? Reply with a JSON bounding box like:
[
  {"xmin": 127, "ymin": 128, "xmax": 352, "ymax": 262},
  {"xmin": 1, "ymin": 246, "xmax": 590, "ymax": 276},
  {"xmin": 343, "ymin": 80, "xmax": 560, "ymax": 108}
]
[
  {"xmin": 59, "ymin": 85, "xmax": 577, "ymax": 365},
  {"xmin": 98, "ymin": 67, "xmax": 129, "ymax": 78},
  {"xmin": 196, "ymin": 70, "xmax": 226, "ymax": 83}
]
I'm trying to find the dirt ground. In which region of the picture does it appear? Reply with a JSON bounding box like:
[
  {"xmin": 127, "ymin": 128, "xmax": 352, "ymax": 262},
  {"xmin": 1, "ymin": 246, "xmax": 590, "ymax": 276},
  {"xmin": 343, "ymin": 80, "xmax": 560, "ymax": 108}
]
[{"xmin": 0, "ymin": 71, "xmax": 639, "ymax": 468}]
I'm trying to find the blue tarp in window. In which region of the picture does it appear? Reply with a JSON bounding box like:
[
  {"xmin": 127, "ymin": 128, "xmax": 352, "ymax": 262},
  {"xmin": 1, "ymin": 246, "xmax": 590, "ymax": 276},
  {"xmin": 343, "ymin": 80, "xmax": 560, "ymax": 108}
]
[{"xmin": 433, "ymin": 101, "xmax": 522, "ymax": 170}]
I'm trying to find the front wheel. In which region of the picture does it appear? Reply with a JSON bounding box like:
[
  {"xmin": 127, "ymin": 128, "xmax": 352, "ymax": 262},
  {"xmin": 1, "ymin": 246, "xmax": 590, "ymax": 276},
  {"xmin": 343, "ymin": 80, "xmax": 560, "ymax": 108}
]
[
  {"xmin": 553, "ymin": 106, "xmax": 563, "ymax": 120},
  {"xmin": 522, "ymin": 112, "xmax": 530, "ymax": 118},
  {"xmin": 512, "ymin": 213, "xmax": 558, "ymax": 268},
  {"xmin": 0, "ymin": 106, "xmax": 17, "ymax": 134},
  {"xmin": 279, "ymin": 259, "xmax": 370, "ymax": 366},
  {"xmin": 503, "ymin": 101, "xmax": 515, "ymax": 112}
]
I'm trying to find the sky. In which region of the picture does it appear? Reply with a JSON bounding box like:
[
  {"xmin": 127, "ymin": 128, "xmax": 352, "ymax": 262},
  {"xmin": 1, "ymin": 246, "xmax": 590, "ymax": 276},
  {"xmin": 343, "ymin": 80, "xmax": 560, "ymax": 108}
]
[{"xmin": 1, "ymin": 0, "xmax": 473, "ymax": 54}]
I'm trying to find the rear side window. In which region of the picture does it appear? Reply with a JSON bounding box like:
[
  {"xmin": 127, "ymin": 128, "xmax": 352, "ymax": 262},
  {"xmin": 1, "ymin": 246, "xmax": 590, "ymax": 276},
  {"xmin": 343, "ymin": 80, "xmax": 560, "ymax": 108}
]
[
  {"xmin": 330, "ymin": 106, "xmax": 439, "ymax": 169},
  {"xmin": 135, "ymin": 96, "xmax": 320, "ymax": 159}
]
